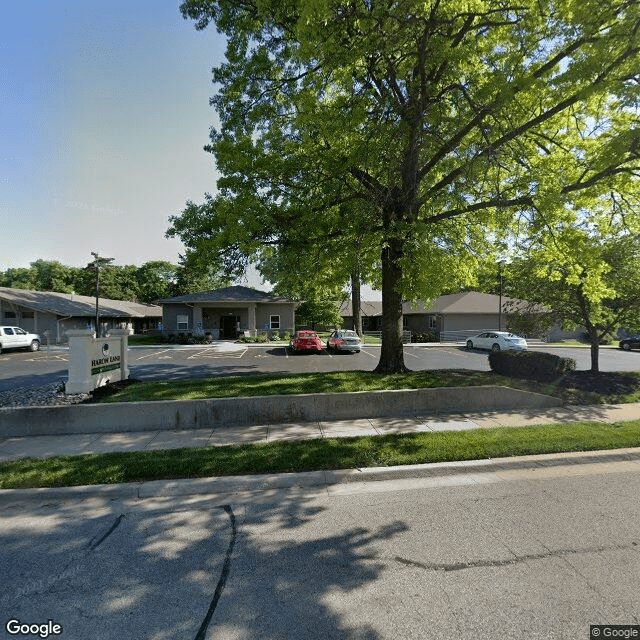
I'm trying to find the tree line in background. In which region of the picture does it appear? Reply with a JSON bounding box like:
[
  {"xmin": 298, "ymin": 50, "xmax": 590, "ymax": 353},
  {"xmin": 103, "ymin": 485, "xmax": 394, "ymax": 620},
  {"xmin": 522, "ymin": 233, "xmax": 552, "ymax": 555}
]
[{"xmin": 0, "ymin": 259, "xmax": 230, "ymax": 305}]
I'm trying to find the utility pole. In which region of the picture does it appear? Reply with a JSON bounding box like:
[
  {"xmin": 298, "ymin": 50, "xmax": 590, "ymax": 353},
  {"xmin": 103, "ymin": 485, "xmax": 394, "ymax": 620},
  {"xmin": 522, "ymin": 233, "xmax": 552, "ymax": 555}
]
[
  {"xmin": 88, "ymin": 252, "xmax": 114, "ymax": 338},
  {"xmin": 497, "ymin": 260, "xmax": 506, "ymax": 331}
]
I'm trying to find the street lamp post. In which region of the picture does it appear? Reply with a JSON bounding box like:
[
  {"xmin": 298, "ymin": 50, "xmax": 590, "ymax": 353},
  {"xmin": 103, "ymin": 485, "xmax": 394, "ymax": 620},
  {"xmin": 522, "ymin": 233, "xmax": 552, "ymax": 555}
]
[
  {"xmin": 498, "ymin": 260, "xmax": 506, "ymax": 331},
  {"xmin": 89, "ymin": 252, "xmax": 114, "ymax": 338}
]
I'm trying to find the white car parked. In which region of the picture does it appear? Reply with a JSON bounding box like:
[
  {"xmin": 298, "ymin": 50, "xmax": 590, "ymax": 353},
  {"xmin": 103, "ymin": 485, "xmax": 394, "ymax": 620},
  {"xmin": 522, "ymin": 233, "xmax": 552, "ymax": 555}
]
[
  {"xmin": 0, "ymin": 326, "xmax": 41, "ymax": 355},
  {"xmin": 326, "ymin": 329, "xmax": 362, "ymax": 353},
  {"xmin": 466, "ymin": 331, "xmax": 527, "ymax": 352}
]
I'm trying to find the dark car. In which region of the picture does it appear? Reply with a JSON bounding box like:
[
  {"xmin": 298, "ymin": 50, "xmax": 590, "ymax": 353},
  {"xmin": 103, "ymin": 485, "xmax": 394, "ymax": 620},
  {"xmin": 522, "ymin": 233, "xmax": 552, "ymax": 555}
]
[
  {"xmin": 619, "ymin": 335, "xmax": 640, "ymax": 351},
  {"xmin": 289, "ymin": 330, "xmax": 323, "ymax": 353}
]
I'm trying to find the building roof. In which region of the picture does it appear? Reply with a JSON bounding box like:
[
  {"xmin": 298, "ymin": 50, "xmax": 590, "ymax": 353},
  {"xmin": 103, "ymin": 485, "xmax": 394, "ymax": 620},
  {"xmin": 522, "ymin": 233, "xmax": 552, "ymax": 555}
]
[
  {"xmin": 158, "ymin": 285, "xmax": 295, "ymax": 305},
  {"xmin": 0, "ymin": 287, "xmax": 162, "ymax": 318},
  {"xmin": 339, "ymin": 292, "xmax": 537, "ymax": 317}
]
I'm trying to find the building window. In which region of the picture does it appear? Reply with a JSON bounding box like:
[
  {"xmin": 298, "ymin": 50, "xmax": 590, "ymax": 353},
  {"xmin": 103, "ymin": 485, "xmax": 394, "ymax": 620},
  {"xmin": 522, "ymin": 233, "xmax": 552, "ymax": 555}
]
[
  {"xmin": 428, "ymin": 315, "xmax": 437, "ymax": 329},
  {"xmin": 177, "ymin": 315, "xmax": 189, "ymax": 331},
  {"xmin": 4, "ymin": 311, "xmax": 16, "ymax": 320},
  {"xmin": 22, "ymin": 311, "xmax": 34, "ymax": 319},
  {"xmin": 270, "ymin": 315, "xmax": 280, "ymax": 330}
]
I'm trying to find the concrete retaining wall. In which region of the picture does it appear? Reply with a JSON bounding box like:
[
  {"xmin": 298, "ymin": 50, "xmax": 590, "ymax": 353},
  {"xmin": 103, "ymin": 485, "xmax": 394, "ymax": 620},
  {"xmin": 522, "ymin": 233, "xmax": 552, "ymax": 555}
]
[{"xmin": 0, "ymin": 386, "xmax": 562, "ymax": 437}]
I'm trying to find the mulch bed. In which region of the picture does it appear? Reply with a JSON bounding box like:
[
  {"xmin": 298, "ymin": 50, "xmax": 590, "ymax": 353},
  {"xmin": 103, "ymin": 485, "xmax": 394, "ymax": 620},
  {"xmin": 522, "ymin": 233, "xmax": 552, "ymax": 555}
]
[{"xmin": 560, "ymin": 371, "xmax": 640, "ymax": 396}]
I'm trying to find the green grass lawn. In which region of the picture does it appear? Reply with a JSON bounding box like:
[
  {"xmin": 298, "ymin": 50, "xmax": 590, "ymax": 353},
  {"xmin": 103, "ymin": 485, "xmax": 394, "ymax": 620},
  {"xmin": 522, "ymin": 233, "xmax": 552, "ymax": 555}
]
[
  {"xmin": 546, "ymin": 340, "xmax": 618, "ymax": 348},
  {"xmin": 101, "ymin": 370, "xmax": 510, "ymax": 402},
  {"xmin": 2, "ymin": 420, "xmax": 639, "ymax": 490},
  {"xmin": 98, "ymin": 369, "xmax": 640, "ymax": 405}
]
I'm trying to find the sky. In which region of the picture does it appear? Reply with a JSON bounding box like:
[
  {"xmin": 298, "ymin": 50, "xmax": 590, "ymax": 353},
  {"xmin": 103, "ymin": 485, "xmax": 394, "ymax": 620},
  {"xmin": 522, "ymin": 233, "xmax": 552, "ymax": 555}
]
[
  {"xmin": 1, "ymin": 1, "xmax": 225, "ymax": 271},
  {"xmin": 0, "ymin": 1, "xmax": 381, "ymax": 299}
]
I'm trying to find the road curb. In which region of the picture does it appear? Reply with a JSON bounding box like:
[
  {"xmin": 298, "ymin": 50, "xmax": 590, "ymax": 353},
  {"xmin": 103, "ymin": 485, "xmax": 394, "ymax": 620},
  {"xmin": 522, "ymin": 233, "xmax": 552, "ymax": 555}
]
[{"xmin": 2, "ymin": 447, "xmax": 639, "ymax": 503}]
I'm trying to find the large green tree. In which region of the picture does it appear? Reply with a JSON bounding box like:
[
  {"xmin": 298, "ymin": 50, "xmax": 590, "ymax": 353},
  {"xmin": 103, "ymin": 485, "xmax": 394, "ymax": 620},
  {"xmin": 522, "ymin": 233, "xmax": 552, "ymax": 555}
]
[
  {"xmin": 135, "ymin": 261, "xmax": 179, "ymax": 303},
  {"xmin": 506, "ymin": 227, "xmax": 640, "ymax": 371},
  {"xmin": 0, "ymin": 259, "xmax": 204, "ymax": 303},
  {"xmin": 176, "ymin": 0, "xmax": 639, "ymax": 372},
  {"xmin": 0, "ymin": 260, "xmax": 81, "ymax": 293}
]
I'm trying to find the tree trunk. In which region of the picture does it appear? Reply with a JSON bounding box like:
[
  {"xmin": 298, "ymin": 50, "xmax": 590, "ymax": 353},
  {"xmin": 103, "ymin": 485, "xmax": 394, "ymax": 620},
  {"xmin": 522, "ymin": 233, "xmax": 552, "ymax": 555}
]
[
  {"xmin": 576, "ymin": 287, "xmax": 599, "ymax": 373},
  {"xmin": 351, "ymin": 271, "xmax": 362, "ymax": 337},
  {"xmin": 586, "ymin": 323, "xmax": 600, "ymax": 372},
  {"xmin": 590, "ymin": 340, "xmax": 599, "ymax": 373},
  {"xmin": 374, "ymin": 238, "xmax": 408, "ymax": 373}
]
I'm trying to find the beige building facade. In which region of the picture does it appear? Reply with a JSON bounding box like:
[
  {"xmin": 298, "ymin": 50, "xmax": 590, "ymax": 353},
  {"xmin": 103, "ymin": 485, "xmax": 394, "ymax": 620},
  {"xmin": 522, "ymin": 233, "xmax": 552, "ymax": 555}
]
[{"xmin": 159, "ymin": 286, "xmax": 296, "ymax": 339}]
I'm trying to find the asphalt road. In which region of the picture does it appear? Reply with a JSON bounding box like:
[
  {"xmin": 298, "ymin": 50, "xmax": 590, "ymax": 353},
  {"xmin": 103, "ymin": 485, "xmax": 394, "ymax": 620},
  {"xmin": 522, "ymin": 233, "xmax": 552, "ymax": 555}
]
[
  {"xmin": 1, "ymin": 463, "xmax": 639, "ymax": 639},
  {"xmin": 1, "ymin": 343, "xmax": 639, "ymax": 392}
]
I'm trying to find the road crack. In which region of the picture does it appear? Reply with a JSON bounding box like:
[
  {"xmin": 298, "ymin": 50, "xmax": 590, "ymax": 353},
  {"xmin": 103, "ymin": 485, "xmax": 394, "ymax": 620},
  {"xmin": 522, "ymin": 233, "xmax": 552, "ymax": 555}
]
[
  {"xmin": 193, "ymin": 504, "xmax": 237, "ymax": 640},
  {"xmin": 394, "ymin": 541, "xmax": 639, "ymax": 572}
]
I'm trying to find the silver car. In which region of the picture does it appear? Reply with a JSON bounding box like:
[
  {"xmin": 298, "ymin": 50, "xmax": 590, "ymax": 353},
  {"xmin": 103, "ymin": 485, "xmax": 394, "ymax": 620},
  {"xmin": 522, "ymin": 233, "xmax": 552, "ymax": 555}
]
[
  {"xmin": 466, "ymin": 331, "xmax": 527, "ymax": 352},
  {"xmin": 327, "ymin": 329, "xmax": 362, "ymax": 353}
]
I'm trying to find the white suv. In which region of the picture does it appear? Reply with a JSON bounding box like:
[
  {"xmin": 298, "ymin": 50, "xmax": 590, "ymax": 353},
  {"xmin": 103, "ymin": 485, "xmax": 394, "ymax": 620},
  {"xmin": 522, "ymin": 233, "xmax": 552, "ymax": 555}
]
[{"xmin": 0, "ymin": 326, "xmax": 41, "ymax": 355}]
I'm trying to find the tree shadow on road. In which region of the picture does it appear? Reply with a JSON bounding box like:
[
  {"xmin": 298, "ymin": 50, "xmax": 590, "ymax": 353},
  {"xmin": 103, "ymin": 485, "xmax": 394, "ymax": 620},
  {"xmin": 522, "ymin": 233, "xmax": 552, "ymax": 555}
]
[{"xmin": 0, "ymin": 489, "xmax": 408, "ymax": 639}]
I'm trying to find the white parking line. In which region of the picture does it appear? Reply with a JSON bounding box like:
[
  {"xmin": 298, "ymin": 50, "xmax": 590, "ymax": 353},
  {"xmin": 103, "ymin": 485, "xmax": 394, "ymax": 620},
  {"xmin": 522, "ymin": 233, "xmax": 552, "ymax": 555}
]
[
  {"xmin": 187, "ymin": 348, "xmax": 216, "ymax": 359},
  {"xmin": 135, "ymin": 349, "xmax": 172, "ymax": 360},
  {"xmin": 191, "ymin": 348, "xmax": 248, "ymax": 359},
  {"xmin": 360, "ymin": 349, "xmax": 377, "ymax": 358},
  {"xmin": 283, "ymin": 347, "xmax": 289, "ymax": 359},
  {"xmin": 440, "ymin": 348, "xmax": 472, "ymax": 357},
  {"xmin": 25, "ymin": 355, "xmax": 68, "ymax": 362}
]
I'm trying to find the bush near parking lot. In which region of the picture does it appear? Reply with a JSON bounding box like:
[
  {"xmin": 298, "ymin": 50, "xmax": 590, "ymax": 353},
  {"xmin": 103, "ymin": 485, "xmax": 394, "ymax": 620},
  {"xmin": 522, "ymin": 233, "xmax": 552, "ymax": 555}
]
[
  {"xmin": 489, "ymin": 350, "xmax": 576, "ymax": 381},
  {"xmin": 411, "ymin": 330, "xmax": 438, "ymax": 343}
]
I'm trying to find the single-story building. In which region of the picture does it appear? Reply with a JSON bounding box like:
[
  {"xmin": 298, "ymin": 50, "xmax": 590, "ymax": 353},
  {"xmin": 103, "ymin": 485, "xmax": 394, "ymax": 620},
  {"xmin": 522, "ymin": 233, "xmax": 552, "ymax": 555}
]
[
  {"xmin": 340, "ymin": 291, "xmax": 541, "ymax": 338},
  {"xmin": 0, "ymin": 287, "xmax": 162, "ymax": 343},
  {"xmin": 158, "ymin": 286, "xmax": 296, "ymax": 339}
]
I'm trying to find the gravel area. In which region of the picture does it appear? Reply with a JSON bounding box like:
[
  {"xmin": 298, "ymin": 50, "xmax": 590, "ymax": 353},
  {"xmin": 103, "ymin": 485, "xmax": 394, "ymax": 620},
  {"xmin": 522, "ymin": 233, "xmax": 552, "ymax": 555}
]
[{"xmin": 0, "ymin": 382, "xmax": 91, "ymax": 408}]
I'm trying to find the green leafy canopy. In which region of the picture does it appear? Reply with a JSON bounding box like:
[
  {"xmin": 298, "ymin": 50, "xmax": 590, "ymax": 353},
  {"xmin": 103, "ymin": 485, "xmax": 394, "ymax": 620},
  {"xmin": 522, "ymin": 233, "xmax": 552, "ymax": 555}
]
[{"xmin": 174, "ymin": 0, "xmax": 640, "ymax": 371}]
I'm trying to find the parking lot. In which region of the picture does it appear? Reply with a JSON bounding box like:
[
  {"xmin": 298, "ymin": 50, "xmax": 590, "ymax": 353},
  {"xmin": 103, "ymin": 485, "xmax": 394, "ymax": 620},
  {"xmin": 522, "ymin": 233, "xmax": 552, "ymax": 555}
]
[{"xmin": 1, "ymin": 342, "xmax": 639, "ymax": 392}]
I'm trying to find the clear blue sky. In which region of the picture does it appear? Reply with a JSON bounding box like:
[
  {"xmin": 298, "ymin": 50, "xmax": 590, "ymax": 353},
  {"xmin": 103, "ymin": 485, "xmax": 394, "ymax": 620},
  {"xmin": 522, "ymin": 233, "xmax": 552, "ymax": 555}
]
[
  {"xmin": 0, "ymin": 1, "xmax": 381, "ymax": 299},
  {"xmin": 1, "ymin": 1, "xmax": 225, "ymax": 271}
]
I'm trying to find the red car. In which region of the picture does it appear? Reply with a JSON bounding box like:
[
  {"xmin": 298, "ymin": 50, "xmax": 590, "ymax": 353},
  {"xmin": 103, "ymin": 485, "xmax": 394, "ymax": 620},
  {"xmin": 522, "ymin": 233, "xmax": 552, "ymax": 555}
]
[{"xmin": 289, "ymin": 330, "xmax": 323, "ymax": 353}]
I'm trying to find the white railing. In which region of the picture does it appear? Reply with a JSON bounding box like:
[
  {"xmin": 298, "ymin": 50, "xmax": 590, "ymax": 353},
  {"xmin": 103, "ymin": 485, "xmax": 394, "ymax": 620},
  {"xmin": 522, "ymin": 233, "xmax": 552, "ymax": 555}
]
[
  {"xmin": 439, "ymin": 330, "xmax": 487, "ymax": 343},
  {"xmin": 439, "ymin": 330, "xmax": 545, "ymax": 343},
  {"xmin": 364, "ymin": 330, "xmax": 412, "ymax": 343}
]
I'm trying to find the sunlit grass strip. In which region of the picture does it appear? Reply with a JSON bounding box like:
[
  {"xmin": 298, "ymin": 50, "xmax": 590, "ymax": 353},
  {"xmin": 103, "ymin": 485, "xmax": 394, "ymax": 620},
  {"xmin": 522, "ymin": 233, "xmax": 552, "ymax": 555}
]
[
  {"xmin": 102, "ymin": 370, "xmax": 640, "ymax": 405},
  {"xmin": 1, "ymin": 420, "xmax": 639, "ymax": 490},
  {"xmin": 102, "ymin": 370, "xmax": 510, "ymax": 403}
]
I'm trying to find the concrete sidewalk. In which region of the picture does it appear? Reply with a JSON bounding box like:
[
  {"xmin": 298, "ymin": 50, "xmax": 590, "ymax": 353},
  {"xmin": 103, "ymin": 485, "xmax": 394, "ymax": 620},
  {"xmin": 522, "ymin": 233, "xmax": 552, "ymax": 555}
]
[{"xmin": 1, "ymin": 402, "xmax": 639, "ymax": 463}]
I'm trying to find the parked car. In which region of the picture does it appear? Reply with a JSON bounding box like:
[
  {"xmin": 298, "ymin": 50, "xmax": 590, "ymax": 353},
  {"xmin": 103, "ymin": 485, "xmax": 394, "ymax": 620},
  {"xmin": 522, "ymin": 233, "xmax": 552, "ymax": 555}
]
[
  {"xmin": 327, "ymin": 329, "xmax": 362, "ymax": 353},
  {"xmin": 289, "ymin": 330, "xmax": 323, "ymax": 353},
  {"xmin": 619, "ymin": 335, "xmax": 640, "ymax": 351},
  {"xmin": 466, "ymin": 331, "xmax": 527, "ymax": 352},
  {"xmin": 0, "ymin": 326, "xmax": 41, "ymax": 355}
]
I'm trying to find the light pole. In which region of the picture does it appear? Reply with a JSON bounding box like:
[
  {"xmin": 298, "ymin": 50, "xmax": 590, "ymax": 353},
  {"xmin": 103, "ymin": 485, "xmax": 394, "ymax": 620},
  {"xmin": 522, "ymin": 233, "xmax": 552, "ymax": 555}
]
[
  {"xmin": 89, "ymin": 252, "xmax": 114, "ymax": 338},
  {"xmin": 498, "ymin": 260, "xmax": 506, "ymax": 331}
]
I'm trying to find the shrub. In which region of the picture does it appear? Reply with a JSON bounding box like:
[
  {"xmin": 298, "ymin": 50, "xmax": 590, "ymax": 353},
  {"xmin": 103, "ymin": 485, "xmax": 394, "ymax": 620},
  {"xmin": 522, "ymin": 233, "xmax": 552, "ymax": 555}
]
[
  {"xmin": 488, "ymin": 350, "xmax": 576, "ymax": 381},
  {"xmin": 411, "ymin": 330, "xmax": 438, "ymax": 343}
]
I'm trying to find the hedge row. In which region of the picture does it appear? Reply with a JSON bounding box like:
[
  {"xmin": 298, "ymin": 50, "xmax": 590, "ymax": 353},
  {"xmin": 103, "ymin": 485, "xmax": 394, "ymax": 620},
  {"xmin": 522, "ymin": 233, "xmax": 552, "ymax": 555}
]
[{"xmin": 488, "ymin": 350, "xmax": 576, "ymax": 381}]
